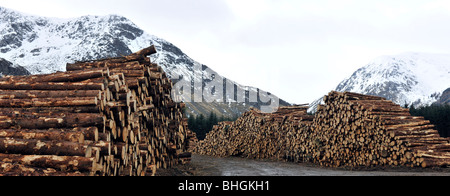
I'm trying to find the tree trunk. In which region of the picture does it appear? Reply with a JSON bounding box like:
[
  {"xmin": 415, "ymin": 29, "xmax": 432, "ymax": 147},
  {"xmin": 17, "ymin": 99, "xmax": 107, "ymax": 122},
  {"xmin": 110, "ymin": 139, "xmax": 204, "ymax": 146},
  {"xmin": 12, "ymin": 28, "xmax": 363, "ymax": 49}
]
[
  {"xmin": 0, "ymin": 113, "xmax": 105, "ymax": 129},
  {"xmin": 0, "ymin": 154, "xmax": 99, "ymax": 172}
]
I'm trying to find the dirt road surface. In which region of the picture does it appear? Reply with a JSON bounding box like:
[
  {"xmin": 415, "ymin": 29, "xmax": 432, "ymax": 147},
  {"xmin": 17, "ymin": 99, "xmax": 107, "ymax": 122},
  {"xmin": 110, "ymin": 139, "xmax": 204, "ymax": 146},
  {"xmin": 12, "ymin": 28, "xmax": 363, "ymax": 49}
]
[{"xmin": 160, "ymin": 155, "xmax": 450, "ymax": 176}]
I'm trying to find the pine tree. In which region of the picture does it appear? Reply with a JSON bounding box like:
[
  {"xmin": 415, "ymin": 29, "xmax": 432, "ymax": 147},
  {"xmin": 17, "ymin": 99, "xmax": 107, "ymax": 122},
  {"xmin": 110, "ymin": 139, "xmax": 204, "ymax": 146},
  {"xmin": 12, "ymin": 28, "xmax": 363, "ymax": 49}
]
[
  {"xmin": 197, "ymin": 114, "xmax": 206, "ymax": 139},
  {"xmin": 410, "ymin": 104, "xmax": 450, "ymax": 137},
  {"xmin": 187, "ymin": 112, "xmax": 236, "ymax": 140},
  {"xmin": 187, "ymin": 115, "xmax": 195, "ymax": 132}
]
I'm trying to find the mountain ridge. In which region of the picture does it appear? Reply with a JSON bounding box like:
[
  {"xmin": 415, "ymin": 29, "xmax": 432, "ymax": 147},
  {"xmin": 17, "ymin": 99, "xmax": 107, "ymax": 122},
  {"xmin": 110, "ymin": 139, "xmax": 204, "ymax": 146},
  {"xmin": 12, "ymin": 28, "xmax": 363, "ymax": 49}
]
[
  {"xmin": 310, "ymin": 52, "xmax": 450, "ymax": 112},
  {"xmin": 434, "ymin": 88, "xmax": 450, "ymax": 105},
  {"xmin": 0, "ymin": 6, "xmax": 289, "ymax": 117},
  {"xmin": 336, "ymin": 52, "xmax": 450, "ymax": 106}
]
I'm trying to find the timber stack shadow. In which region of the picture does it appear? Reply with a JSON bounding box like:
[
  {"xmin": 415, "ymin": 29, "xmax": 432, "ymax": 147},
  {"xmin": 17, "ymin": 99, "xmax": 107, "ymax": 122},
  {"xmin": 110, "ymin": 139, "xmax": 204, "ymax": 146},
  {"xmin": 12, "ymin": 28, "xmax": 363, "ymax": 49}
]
[{"xmin": 0, "ymin": 45, "xmax": 193, "ymax": 176}]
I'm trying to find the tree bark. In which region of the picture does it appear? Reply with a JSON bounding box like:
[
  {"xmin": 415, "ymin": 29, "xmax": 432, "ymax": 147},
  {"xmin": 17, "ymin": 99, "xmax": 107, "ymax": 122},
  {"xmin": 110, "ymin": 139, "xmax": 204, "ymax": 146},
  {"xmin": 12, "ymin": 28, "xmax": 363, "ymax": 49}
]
[
  {"xmin": 0, "ymin": 113, "xmax": 105, "ymax": 129},
  {"xmin": 0, "ymin": 138, "xmax": 109, "ymax": 156},
  {"xmin": 0, "ymin": 81, "xmax": 105, "ymax": 91},
  {"xmin": 2, "ymin": 68, "xmax": 106, "ymax": 83},
  {"xmin": 0, "ymin": 97, "xmax": 99, "ymax": 107},
  {"xmin": 0, "ymin": 90, "xmax": 102, "ymax": 99},
  {"xmin": 0, "ymin": 154, "xmax": 98, "ymax": 172},
  {"xmin": 0, "ymin": 127, "xmax": 99, "ymax": 143}
]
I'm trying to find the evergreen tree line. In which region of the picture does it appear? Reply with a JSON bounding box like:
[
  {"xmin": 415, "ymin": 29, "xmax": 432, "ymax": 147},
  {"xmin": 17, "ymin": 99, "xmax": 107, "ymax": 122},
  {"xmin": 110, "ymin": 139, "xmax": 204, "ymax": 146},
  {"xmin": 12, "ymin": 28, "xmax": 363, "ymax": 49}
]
[
  {"xmin": 187, "ymin": 112, "xmax": 238, "ymax": 140},
  {"xmin": 409, "ymin": 104, "xmax": 450, "ymax": 138}
]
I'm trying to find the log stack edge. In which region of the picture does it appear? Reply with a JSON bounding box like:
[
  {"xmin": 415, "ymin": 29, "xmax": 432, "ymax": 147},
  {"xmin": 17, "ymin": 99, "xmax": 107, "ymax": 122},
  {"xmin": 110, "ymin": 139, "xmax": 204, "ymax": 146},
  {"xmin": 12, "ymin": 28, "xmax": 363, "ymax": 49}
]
[{"xmin": 0, "ymin": 46, "xmax": 191, "ymax": 176}]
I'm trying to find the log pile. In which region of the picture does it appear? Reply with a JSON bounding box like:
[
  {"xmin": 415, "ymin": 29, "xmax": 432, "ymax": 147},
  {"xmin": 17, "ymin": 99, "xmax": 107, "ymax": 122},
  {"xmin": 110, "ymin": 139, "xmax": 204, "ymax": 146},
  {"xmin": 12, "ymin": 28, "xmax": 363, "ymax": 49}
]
[
  {"xmin": 307, "ymin": 91, "xmax": 450, "ymax": 168},
  {"xmin": 186, "ymin": 129, "xmax": 199, "ymax": 153},
  {"xmin": 195, "ymin": 91, "xmax": 450, "ymax": 168},
  {"xmin": 0, "ymin": 46, "xmax": 188, "ymax": 176},
  {"xmin": 194, "ymin": 106, "xmax": 314, "ymax": 161}
]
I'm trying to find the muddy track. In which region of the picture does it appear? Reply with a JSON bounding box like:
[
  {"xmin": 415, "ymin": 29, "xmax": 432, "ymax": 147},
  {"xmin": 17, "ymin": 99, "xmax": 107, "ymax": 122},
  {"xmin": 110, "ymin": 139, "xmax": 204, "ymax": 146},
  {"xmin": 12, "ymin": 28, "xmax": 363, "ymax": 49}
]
[{"xmin": 159, "ymin": 155, "xmax": 450, "ymax": 176}]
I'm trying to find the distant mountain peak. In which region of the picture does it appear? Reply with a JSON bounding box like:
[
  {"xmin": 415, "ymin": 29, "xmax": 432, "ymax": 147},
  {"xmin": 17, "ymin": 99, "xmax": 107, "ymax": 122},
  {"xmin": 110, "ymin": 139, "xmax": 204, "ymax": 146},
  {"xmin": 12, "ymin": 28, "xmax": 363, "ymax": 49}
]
[
  {"xmin": 309, "ymin": 52, "xmax": 450, "ymax": 113},
  {"xmin": 0, "ymin": 7, "xmax": 152, "ymax": 74},
  {"xmin": 336, "ymin": 52, "xmax": 450, "ymax": 107}
]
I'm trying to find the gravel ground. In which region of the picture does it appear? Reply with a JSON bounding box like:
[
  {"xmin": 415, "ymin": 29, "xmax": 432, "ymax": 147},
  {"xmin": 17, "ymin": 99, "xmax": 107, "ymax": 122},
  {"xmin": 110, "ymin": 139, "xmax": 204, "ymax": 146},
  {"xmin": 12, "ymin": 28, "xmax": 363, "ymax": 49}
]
[{"xmin": 157, "ymin": 155, "xmax": 450, "ymax": 176}]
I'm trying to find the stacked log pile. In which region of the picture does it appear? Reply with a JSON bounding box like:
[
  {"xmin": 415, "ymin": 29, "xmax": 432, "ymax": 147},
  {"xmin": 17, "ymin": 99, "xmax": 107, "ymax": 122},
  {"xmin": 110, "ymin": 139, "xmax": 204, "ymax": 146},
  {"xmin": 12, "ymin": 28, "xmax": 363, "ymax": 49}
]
[
  {"xmin": 186, "ymin": 129, "xmax": 199, "ymax": 153},
  {"xmin": 307, "ymin": 91, "xmax": 450, "ymax": 168},
  {"xmin": 194, "ymin": 106, "xmax": 314, "ymax": 161},
  {"xmin": 0, "ymin": 46, "xmax": 188, "ymax": 176},
  {"xmin": 195, "ymin": 91, "xmax": 450, "ymax": 168}
]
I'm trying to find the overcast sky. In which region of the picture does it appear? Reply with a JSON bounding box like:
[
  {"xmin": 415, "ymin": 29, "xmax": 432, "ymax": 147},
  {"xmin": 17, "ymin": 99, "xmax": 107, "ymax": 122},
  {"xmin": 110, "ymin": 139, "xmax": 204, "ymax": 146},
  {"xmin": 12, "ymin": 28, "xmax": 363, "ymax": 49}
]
[{"xmin": 2, "ymin": 0, "xmax": 450, "ymax": 104}]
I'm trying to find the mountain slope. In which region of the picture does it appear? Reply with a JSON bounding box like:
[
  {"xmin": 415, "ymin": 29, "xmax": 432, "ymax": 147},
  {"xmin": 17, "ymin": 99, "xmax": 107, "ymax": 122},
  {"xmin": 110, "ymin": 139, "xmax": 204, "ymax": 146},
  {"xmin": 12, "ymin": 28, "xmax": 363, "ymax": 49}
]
[
  {"xmin": 0, "ymin": 6, "xmax": 288, "ymax": 117},
  {"xmin": 434, "ymin": 88, "xmax": 450, "ymax": 105},
  {"xmin": 309, "ymin": 53, "xmax": 450, "ymax": 113},
  {"xmin": 336, "ymin": 52, "xmax": 450, "ymax": 106},
  {"xmin": 0, "ymin": 58, "xmax": 30, "ymax": 76}
]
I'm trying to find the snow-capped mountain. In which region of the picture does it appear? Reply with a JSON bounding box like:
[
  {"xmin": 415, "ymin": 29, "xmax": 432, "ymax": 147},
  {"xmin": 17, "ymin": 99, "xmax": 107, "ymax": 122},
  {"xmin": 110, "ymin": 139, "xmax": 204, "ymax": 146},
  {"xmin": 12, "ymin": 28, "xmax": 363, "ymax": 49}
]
[
  {"xmin": 310, "ymin": 52, "xmax": 450, "ymax": 112},
  {"xmin": 0, "ymin": 6, "xmax": 288, "ymax": 117},
  {"xmin": 336, "ymin": 52, "xmax": 450, "ymax": 106},
  {"xmin": 0, "ymin": 7, "xmax": 151, "ymax": 74}
]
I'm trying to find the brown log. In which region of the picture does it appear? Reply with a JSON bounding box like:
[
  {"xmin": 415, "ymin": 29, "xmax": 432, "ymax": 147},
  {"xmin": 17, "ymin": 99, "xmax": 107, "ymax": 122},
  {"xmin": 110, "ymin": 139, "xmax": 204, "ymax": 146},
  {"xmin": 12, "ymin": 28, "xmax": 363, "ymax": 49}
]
[
  {"xmin": 0, "ymin": 97, "xmax": 99, "ymax": 107},
  {"xmin": 382, "ymin": 118, "xmax": 431, "ymax": 125},
  {"xmin": 384, "ymin": 120, "xmax": 432, "ymax": 130},
  {"xmin": 66, "ymin": 61, "xmax": 143, "ymax": 71},
  {"xmin": 0, "ymin": 81, "xmax": 105, "ymax": 91},
  {"xmin": 0, "ymin": 106, "xmax": 102, "ymax": 114},
  {"xmin": 0, "ymin": 162, "xmax": 87, "ymax": 176},
  {"xmin": 1, "ymin": 68, "xmax": 106, "ymax": 83},
  {"xmin": 421, "ymin": 158, "xmax": 450, "ymax": 168},
  {"xmin": 0, "ymin": 154, "xmax": 99, "ymax": 172},
  {"xmin": 0, "ymin": 113, "xmax": 105, "ymax": 129},
  {"xmin": 388, "ymin": 128, "xmax": 439, "ymax": 137},
  {"xmin": 0, "ymin": 127, "xmax": 99, "ymax": 143},
  {"xmin": 389, "ymin": 124, "xmax": 436, "ymax": 132},
  {"xmin": 132, "ymin": 45, "xmax": 157, "ymax": 57},
  {"xmin": 66, "ymin": 46, "xmax": 156, "ymax": 71},
  {"xmin": 0, "ymin": 138, "xmax": 109, "ymax": 156},
  {"xmin": 110, "ymin": 70, "xmax": 145, "ymax": 77},
  {"xmin": 368, "ymin": 111, "xmax": 412, "ymax": 116},
  {"xmin": 0, "ymin": 90, "xmax": 102, "ymax": 99},
  {"xmin": 342, "ymin": 91, "xmax": 387, "ymax": 100}
]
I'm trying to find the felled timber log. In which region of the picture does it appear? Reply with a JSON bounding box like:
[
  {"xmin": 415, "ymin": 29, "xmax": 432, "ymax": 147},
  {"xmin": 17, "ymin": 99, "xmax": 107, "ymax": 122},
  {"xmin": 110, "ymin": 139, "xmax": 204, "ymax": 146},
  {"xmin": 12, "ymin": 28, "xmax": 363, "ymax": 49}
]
[
  {"xmin": 0, "ymin": 138, "xmax": 110, "ymax": 157},
  {"xmin": 0, "ymin": 127, "xmax": 100, "ymax": 142},
  {"xmin": 0, "ymin": 162, "xmax": 87, "ymax": 176},
  {"xmin": 0, "ymin": 154, "xmax": 100, "ymax": 173},
  {"xmin": 0, "ymin": 90, "xmax": 102, "ymax": 99},
  {"xmin": 0, "ymin": 80, "xmax": 106, "ymax": 91}
]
